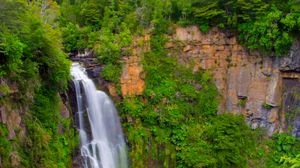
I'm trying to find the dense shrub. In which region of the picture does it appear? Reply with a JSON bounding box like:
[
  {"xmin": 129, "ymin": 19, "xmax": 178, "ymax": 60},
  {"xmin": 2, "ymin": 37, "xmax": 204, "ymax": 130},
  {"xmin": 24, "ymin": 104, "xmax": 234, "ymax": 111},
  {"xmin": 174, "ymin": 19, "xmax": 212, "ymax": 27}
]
[
  {"xmin": 22, "ymin": 88, "xmax": 77, "ymax": 168},
  {"xmin": 0, "ymin": 0, "xmax": 74, "ymax": 167}
]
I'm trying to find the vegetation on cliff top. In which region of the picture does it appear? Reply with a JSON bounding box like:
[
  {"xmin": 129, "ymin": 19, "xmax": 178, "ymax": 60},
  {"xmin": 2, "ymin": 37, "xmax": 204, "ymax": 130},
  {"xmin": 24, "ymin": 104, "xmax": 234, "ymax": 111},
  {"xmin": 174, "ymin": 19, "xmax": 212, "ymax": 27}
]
[{"xmin": 60, "ymin": 0, "xmax": 300, "ymax": 56}]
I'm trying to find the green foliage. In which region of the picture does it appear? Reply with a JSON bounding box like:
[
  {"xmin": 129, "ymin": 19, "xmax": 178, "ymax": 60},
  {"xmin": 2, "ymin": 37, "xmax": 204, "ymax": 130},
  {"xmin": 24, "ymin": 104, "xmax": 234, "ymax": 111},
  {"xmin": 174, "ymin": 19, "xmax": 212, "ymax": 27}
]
[
  {"xmin": 238, "ymin": 5, "xmax": 298, "ymax": 56},
  {"xmin": 176, "ymin": 114, "xmax": 258, "ymax": 168},
  {"xmin": 61, "ymin": 21, "xmax": 102, "ymax": 52},
  {"xmin": 280, "ymin": 154, "xmax": 300, "ymax": 168},
  {"xmin": 96, "ymin": 28, "xmax": 122, "ymax": 64},
  {"xmin": 89, "ymin": 8, "xmax": 134, "ymax": 92},
  {"xmin": 79, "ymin": 0, "xmax": 103, "ymax": 28},
  {"xmin": 0, "ymin": 0, "xmax": 74, "ymax": 167},
  {"xmin": 54, "ymin": 0, "xmax": 300, "ymax": 167},
  {"xmin": 117, "ymin": 27, "xmax": 263, "ymax": 167},
  {"xmin": 264, "ymin": 133, "xmax": 300, "ymax": 167},
  {"xmin": 21, "ymin": 87, "xmax": 77, "ymax": 168},
  {"xmin": 60, "ymin": 22, "xmax": 79, "ymax": 52},
  {"xmin": 101, "ymin": 63, "xmax": 122, "ymax": 83},
  {"xmin": 238, "ymin": 98, "xmax": 247, "ymax": 107},
  {"xmin": 60, "ymin": 0, "xmax": 300, "ymax": 57},
  {"xmin": 205, "ymin": 114, "xmax": 256, "ymax": 167},
  {"xmin": 199, "ymin": 23, "xmax": 210, "ymax": 33},
  {"xmin": 273, "ymin": 134, "xmax": 298, "ymax": 158},
  {"xmin": 0, "ymin": 31, "xmax": 25, "ymax": 77},
  {"xmin": 192, "ymin": 1, "xmax": 224, "ymax": 23},
  {"xmin": 0, "ymin": 123, "xmax": 12, "ymax": 167},
  {"xmin": 171, "ymin": 0, "xmax": 300, "ymax": 56},
  {"xmin": 262, "ymin": 102, "xmax": 274, "ymax": 110},
  {"xmin": 0, "ymin": 0, "xmax": 70, "ymax": 92},
  {"xmin": 0, "ymin": 83, "xmax": 10, "ymax": 96}
]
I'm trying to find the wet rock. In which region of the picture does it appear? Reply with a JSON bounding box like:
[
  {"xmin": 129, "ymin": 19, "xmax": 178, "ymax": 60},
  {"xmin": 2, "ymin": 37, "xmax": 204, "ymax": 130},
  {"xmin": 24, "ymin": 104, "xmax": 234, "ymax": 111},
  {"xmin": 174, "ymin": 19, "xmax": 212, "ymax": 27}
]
[
  {"xmin": 226, "ymin": 68, "xmax": 239, "ymax": 112},
  {"xmin": 262, "ymin": 57, "xmax": 273, "ymax": 76},
  {"xmin": 69, "ymin": 49, "xmax": 102, "ymax": 79},
  {"xmin": 293, "ymin": 117, "xmax": 300, "ymax": 137},
  {"xmin": 237, "ymin": 67, "xmax": 250, "ymax": 98},
  {"xmin": 70, "ymin": 49, "xmax": 93, "ymax": 59},
  {"xmin": 282, "ymin": 78, "xmax": 300, "ymax": 136},
  {"xmin": 0, "ymin": 107, "xmax": 6, "ymax": 124},
  {"xmin": 60, "ymin": 102, "xmax": 69, "ymax": 118},
  {"xmin": 266, "ymin": 71, "xmax": 282, "ymax": 107},
  {"xmin": 86, "ymin": 66, "xmax": 102, "ymax": 78},
  {"xmin": 280, "ymin": 39, "xmax": 300, "ymax": 72},
  {"xmin": 72, "ymin": 149, "xmax": 83, "ymax": 168}
]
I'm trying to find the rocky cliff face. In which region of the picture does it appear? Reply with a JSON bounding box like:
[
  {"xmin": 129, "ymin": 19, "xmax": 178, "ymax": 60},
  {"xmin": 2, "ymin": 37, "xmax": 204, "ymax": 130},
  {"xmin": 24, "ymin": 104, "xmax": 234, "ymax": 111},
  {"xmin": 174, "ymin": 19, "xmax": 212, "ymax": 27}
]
[
  {"xmin": 120, "ymin": 35, "xmax": 149, "ymax": 97},
  {"xmin": 70, "ymin": 26, "xmax": 299, "ymax": 136},
  {"xmin": 120, "ymin": 26, "xmax": 300, "ymax": 136}
]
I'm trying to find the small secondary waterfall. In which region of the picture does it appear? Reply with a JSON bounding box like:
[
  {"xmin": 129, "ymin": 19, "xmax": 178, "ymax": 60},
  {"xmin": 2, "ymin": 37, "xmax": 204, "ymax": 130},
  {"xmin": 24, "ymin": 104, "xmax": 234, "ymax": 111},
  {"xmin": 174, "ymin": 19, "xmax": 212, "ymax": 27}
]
[{"xmin": 71, "ymin": 63, "xmax": 128, "ymax": 168}]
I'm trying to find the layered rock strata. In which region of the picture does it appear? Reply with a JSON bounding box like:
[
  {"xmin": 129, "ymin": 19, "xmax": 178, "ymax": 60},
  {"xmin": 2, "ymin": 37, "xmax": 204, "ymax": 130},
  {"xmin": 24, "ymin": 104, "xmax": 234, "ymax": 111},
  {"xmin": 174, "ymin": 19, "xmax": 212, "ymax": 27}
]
[{"xmin": 119, "ymin": 26, "xmax": 300, "ymax": 135}]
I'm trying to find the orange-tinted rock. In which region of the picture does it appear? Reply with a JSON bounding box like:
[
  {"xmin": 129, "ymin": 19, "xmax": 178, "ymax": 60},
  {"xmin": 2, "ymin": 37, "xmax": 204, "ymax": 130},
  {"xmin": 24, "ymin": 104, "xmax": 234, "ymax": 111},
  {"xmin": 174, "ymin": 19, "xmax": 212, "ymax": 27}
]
[
  {"xmin": 175, "ymin": 26, "xmax": 202, "ymax": 41},
  {"xmin": 108, "ymin": 83, "xmax": 118, "ymax": 97},
  {"xmin": 121, "ymin": 55, "xmax": 145, "ymax": 96},
  {"xmin": 120, "ymin": 35, "xmax": 149, "ymax": 97}
]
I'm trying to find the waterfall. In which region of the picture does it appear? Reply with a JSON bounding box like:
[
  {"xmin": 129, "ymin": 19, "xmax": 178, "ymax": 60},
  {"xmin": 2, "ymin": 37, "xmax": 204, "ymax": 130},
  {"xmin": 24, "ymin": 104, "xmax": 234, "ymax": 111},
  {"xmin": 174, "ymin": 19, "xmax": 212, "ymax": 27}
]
[{"xmin": 71, "ymin": 63, "xmax": 128, "ymax": 168}]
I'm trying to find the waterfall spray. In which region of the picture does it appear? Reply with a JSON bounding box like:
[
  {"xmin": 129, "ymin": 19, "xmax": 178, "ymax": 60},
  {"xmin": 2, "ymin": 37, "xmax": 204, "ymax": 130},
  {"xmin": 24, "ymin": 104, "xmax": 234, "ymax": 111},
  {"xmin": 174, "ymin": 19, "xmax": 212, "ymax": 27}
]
[{"xmin": 71, "ymin": 63, "xmax": 128, "ymax": 168}]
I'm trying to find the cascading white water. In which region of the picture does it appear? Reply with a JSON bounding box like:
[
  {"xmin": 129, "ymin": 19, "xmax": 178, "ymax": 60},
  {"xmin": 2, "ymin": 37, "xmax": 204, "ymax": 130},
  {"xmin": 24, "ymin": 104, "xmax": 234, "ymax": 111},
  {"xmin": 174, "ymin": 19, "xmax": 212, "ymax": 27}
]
[{"xmin": 71, "ymin": 63, "xmax": 128, "ymax": 168}]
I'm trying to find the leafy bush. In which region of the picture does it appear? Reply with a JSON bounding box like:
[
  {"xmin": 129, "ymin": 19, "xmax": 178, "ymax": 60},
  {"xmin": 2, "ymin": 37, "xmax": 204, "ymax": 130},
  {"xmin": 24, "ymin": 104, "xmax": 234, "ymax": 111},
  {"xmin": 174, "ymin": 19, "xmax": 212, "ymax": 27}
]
[
  {"xmin": 101, "ymin": 63, "xmax": 122, "ymax": 83},
  {"xmin": 0, "ymin": 1, "xmax": 75, "ymax": 167},
  {"xmin": 0, "ymin": 32, "xmax": 24, "ymax": 77},
  {"xmin": 281, "ymin": 154, "xmax": 300, "ymax": 168},
  {"xmin": 0, "ymin": 124, "xmax": 12, "ymax": 167},
  {"xmin": 264, "ymin": 133, "xmax": 300, "ymax": 167},
  {"xmin": 61, "ymin": 22, "xmax": 79, "ymax": 52},
  {"xmin": 238, "ymin": 6, "xmax": 297, "ymax": 56},
  {"xmin": 22, "ymin": 87, "xmax": 77, "ymax": 168},
  {"xmin": 205, "ymin": 114, "xmax": 256, "ymax": 167},
  {"xmin": 115, "ymin": 28, "xmax": 207, "ymax": 165}
]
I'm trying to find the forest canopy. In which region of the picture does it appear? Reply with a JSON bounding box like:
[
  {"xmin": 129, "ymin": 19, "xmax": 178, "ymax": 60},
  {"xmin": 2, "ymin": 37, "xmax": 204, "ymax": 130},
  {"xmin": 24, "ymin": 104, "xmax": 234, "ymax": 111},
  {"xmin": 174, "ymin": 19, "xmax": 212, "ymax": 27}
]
[{"xmin": 59, "ymin": 0, "xmax": 300, "ymax": 56}]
